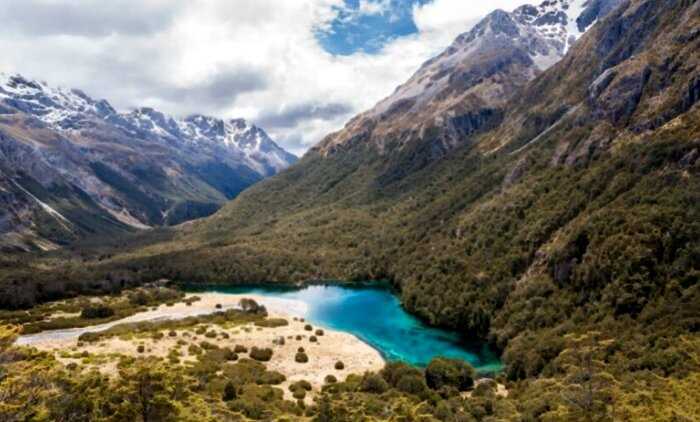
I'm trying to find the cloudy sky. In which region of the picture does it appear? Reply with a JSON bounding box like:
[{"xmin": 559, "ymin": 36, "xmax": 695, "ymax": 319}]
[{"xmin": 0, "ymin": 0, "xmax": 525, "ymax": 156}]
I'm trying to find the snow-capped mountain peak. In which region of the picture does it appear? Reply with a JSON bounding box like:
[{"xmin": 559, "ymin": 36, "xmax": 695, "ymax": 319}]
[
  {"xmin": 0, "ymin": 73, "xmax": 297, "ymax": 177},
  {"xmin": 0, "ymin": 73, "xmax": 117, "ymax": 130},
  {"xmin": 317, "ymin": 0, "xmax": 623, "ymax": 156}
]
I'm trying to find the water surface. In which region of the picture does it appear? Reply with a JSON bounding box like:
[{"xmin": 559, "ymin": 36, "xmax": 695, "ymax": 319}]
[{"xmin": 187, "ymin": 283, "xmax": 502, "ymax": 372}]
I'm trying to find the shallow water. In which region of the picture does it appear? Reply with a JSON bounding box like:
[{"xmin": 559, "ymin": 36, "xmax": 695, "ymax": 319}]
[{"xmin": 188, "ymin": 283, "xmax": 502, "ymax": 372}]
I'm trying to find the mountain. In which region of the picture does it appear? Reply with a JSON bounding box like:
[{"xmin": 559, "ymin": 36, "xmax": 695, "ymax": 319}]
[
  {"xmin": 2, "ymin": 0, "xmax": 698, "ymax": 417},
  {"xmin": 0, "ymin": 74, "xmax": 296, "ymax": 251},
  {"xmin": 315, "ymin": 0, "xmax": 622, "ymax": 170}
]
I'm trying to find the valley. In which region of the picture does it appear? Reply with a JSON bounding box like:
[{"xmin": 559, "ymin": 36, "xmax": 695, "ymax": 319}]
[{"xmin": 1, "ymin": 0, "xmax": 699, "ymax": 420}]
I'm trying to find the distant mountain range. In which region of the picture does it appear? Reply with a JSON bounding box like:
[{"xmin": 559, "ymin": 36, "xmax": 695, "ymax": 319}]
[{"xmin": 0, "ymin": 73, "xmax": 296, "ymax": 251}]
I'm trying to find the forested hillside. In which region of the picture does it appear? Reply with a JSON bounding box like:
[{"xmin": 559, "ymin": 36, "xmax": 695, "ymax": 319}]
[{"xmin": 1, "ymin": 0, "xmax": 699, "ymax": 418}]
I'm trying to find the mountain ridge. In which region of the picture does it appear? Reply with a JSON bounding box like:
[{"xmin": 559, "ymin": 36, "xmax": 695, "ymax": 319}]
[{"xmin": 0, "ymin": 73, "xmax": 297, "ymax": 251}]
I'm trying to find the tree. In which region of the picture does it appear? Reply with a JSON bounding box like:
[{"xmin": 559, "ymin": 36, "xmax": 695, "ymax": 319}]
[
  {"xmin": 223, "ymin": 381, "xmax": 237, "ymax": 401},
  {"xmin": 558, "ymin": 333, "xmax": 616, "ymax": 421},
  {"xmin": 425, "ymin": 357, "xmax": 476, "ymax": 391},
  {"xmin": 113, "ymin": 359, "xmax": 180, "ymax": 422}
]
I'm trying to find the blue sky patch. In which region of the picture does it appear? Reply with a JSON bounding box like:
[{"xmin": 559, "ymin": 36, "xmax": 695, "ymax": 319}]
[{"xmin": 316, "ymin": 0, "xmax": 432, "ymax": 56}]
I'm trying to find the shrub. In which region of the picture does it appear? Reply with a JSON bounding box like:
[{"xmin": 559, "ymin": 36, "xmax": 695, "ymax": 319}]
[
  {"xmin": 334, "ymin": 361, "xmax": 345, "ymax": 370},
  {"xmin": 168, "ymin": 330, "xmax": 177, "ymax": 337},
  {"xmin": 80, "ymin": 305, "xmax": 115, "ymax": 319},
  {"xmin": 250, "ymin": 347, "xmax": 273, "ymax": 362},
  {"xmin": 215, "ymin": 303, "xmax": 222, "ymax": 309},
  {"xmin": 304, "ymin": 324, "xmax": 313, "ymax": 331},
  {"xmin": 471, "ymin": 379, "xmax": 497, "ymax": 397},
  {"xmin": 204, "ymin": 331, "xmax": 217, "ymax": 338},
  {"xmin": 137, "ymin": 345, "xmax": 145, "ymax": 353},
  {"xmin": 255, "ymin": 318, "xmax": 289, "ymax": 328},
  {"xmin": 195, "ymin": 326, "xmax": 207, "ymax": 335},
  {"xmin": 223, "ymin": 381, "xmax": 237, "ymax": 401},
  {"xmin": 223, "ymin": 348, "xmax": 238, "ymax": 361},
  {"xmin": 298, "ymin": 347, "xmax": 305, "ymax": 353},
  {"xmin": 200, "ymin": 341, "xmax": 218, "ymax": 350},
  {"xmin": 396, "ymin": 374, "xmax": 428, "ymax": 395},
  {"xmin": 315, "ymin": 329, "xmax": 324, "ymax": 336},
  {"xmin": 188, "ymin": 344, "xmax": 202, "ymax": 355},
  {"xmin": 258, "ymin": 370, "xmax": 286, "ymax": 385},
  {"xmin": 324, "ymin": 374, "xmax": 337, "ymax": 384},
  {"xmin": 295, "ymin": 351, "xmax": 309, "ymax": 363},
  {"xmin": 290, "ymin": 380, "xmax": 312, "ymax": 391},
  {"xmin": 380, "ymin": 361, "xmax": 422, "ymax": 386},
  {"xmin": 360, "ymin": 373, "xmax": 389, "ymax": 394},
  {"xmin": 234, "ymin": 345, "xmax": 248, "ymax": 354},
  {"xmin": 240, "ymin": 298, "xmax": 267, "ymax": 315},
  {"xmin": 309, "ymin": 336, "xmax": 317, "ymax": 343},
  {"xmin": 77, "ymin": 332, "xmax": 100, "ymax": 343},
  {"xmin": 152, "ymin": 332, "xmax": 164, "ymax": 340},
  {"xmin": 425, "ymin": 357, "xmax": 475, "ymax": 391},
  {"xmin": 296, "ymin": 335, "xmax": 303, "ymax": 341},
  {"xmin": 292, "ymin": 388, "xmax": 306, "ymax": 400}
]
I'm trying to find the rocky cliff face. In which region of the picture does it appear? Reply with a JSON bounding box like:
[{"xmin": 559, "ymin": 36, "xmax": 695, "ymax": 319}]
[
  {"xmin": 0, "ymin": 74, "xmax": 297, "ymax": 251},
  {"xmin": 314, "ymin": 0, "xmax": 622, "ymax": 161}
]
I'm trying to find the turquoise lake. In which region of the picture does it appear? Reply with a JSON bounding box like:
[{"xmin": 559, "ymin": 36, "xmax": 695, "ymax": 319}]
[{"xmin": 187, "ymin": 284, "xmax": 502, "ymax": 372}]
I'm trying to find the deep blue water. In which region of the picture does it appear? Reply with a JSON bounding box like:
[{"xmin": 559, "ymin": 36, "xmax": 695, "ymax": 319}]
[{"xmin": 187, "ymin": 283, "xmax": 502, "ymax": 372}]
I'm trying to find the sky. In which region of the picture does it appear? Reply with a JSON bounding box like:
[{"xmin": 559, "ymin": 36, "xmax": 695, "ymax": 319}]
[{"xmin": 0, "ymin": 0, "xmax": 526, "ymax": 156}]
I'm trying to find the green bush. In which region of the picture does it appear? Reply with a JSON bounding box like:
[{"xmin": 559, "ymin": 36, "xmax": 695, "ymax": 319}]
[
  {"xmin": 80, "ymin": 305, "xmax": 115, "ymax": 319},
  {"xmin": 335, "ymin": 361, "xmax": 344, "ymax": 370},
  {"xmin": 324, "ymin": 374, "xmax": 337, "ymax": 384},
  {"xmin": 137, "ymin": 345, "xmax": 145, "ymax": 353},
  {"xmin": 223, "ymin": 381, "xmax": 237, "ymax": 401},
  {"xmin": 255, "ymin": 318, "xmax": 289, "ymax": 328},
  {"xmin": 249, "ymin": 347, "xmax": 273, "ymax": 362},
  {"xmin": 396, "ymin": 374, "xmax": 428, "ymax": 395},
  {"xmin": 425, "ymin": 357, "xmax": 475, "ymax": 392},
  {"xmin": 234, "ymin": 345, "xmax": 248, "ymax": 354},
  {"xmin": 360, "ymin": 373, "xmax": 389, "ymax": 394},
  {"xmin": 309, "ymin": 336, "xmax": 317, "ymax": 343},
  {"xmin": 290, "ymin": 380, "xmax": 312, "ymax": 391},
  {"xmin": 257, "ymin": 370, "xmax": 286, "ymax": 385},
  {"xmin": 315, "ymin": 329, "xmax": 324, "ymax": 336},
  {"xmin": 223, "ymin": 348, "xmax": 238, "ymax": 361},
  {"xmin": 77, "ymin": 332, "xmax": 100, "ymax": 343},
  {"xmin": 295, "ymin": 351, "xmax": 309, "ymax": 363},
  {"xmin": 199, "ymin": 341, "xmax": 218, "ymax": 350},
  {"xmin": 304, "ymin": 324, "xmax": 313, "ymax": 331}
]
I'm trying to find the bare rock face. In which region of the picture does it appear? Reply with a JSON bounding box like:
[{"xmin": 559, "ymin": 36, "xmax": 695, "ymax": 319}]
[{"xmin": 0, "ymin": 74, "xmax": 297, "ymax": 251}]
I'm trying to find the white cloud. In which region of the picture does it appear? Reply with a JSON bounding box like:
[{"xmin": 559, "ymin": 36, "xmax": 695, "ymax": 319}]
[
  {"xmin": 0, "ymin": 0, "xmax": 526, "ymax": 156},
  {"xmin": 358, "ymin": 0, "xmax": 393, "ymax": 16}
]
